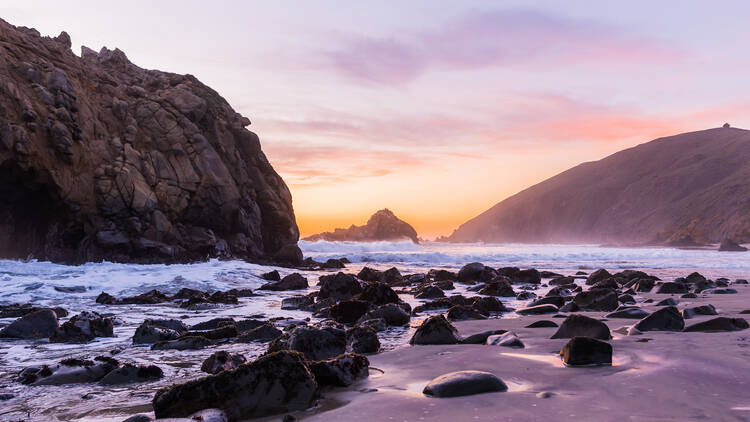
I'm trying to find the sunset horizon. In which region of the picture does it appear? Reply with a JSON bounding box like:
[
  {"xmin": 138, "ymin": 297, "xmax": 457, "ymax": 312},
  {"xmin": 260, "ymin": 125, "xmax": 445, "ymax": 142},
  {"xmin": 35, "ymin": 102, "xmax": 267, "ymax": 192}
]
[{"xmin": 6, "ymin": 1, "xmax": 750, "ymax": 238}]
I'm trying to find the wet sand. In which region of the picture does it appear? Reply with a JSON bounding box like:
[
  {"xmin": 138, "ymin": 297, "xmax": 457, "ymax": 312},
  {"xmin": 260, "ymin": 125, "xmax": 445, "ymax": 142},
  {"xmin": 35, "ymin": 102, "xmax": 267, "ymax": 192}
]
[{"xmin": 286, "ymin": 285, "xmax": 750, "ymax": 422}]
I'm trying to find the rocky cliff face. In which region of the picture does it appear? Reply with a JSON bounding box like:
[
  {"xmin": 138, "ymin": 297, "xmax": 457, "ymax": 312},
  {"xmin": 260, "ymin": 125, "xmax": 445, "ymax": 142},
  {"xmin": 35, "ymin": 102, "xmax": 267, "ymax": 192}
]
[
  {"xmin": 304, "ymin": 209, "xmax": 419, "ymax": 243},
  {"xmin": 0, "ymin": 20, "xmax": 300, "ymax": 264},
  {"xmin": 448, "ymin": 127, "xmax": 750, "ymax": 245}
]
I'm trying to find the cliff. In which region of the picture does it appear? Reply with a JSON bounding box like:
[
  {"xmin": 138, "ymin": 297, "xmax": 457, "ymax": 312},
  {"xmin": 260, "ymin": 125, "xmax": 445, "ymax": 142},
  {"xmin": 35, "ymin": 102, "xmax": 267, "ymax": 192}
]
[{"xmin": 0, "ymin": 19, "xmax": 301, "ymax": 264}]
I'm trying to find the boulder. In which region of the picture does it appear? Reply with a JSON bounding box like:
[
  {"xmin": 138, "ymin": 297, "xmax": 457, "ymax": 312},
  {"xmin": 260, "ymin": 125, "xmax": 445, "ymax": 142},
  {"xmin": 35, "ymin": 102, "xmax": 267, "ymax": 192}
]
[
  {"xmin": 683, "ymin": 317, "xmax": 748, "ymax": 332},
  {"xmin": 237, "ymin": 324, "xmax": 282, "ymax": 343},
  {"xmin": 573, "ymin": 289, "xmax": 618, "ymax": 311},
  {"xmin": 153, "ymin": 351, "xmax": 317, "ymax": 420},
  {"xmin": 525, "ymin": 320, "xmax": 558, "ymax": 328},
  {"xmin": 285, "ymin": 326, "xmax": 346, "ymax": 360},
  {"xmin": 586, "ymin": 269, "xmax": 612, "ymax": 286},
  {"xmin": 632, "ymin": 278, "xmax": 655, "ymax": 292},
  {"xmin": 472, "ymin": 296, "xmax": 509, "ymax": 314},
  {"xmin": 99, "ymin": 363, "xmax": 164, "ymax": 385},
  {"xmin": 151, "ymin": 336, "xmax": 213, "ymax": 351},
  {"xmin": 423, "ymin": 371, "xmax": 507, "ymax": 397},
  {"xmin": 606, "ymin": 308, "xmax": 649, "ymax": 319},
  {"xmin": 346, "ymin": 326, "xmax": 380, "ymax": 354},
  {"xmin": 0, "ymin": 309, "xmax": 58, "ymax": 339},
  {"xmin": 19, "ymin": 357, "xmax": 119, "ymax": 386},
  {"xmin": 457, "ymin": 262, "xmax": 486, "ymax": 283},
  {"xmin": 318, "ymin": 272, "xmax": 362, "ymax": 300},
  {"xmin": 409, "ymin": 315, "xmax": 460, "ymax": 345},
  {"xmin": 261, "ymin": 270, "xmax": 281, "ymax": 281},
  {"xmin": 358, "ymin": 282, "xmax": 400, "ymax": 305},
  {"xmin": 551, "ymin": 315, "xmax": 610, "ymax": 340},
  {"xmin": 260, "ymin": 273, "xmax": 308, "ymax": 291},
  {"xmin": 281, "ymin": 295, "xmax": 314, "ymax": 310},
  {"xmin": 447, "ymin": 305, "xmax": 487, "ymax": 321},
  {"xmin": 201, "ymin": 351, "xmax": 247, "ymax": 374},
  {"xmin": 143, "ymin": 319, "xmax": 189, "ymax": 332},
  {"xmin": 633, "ymin": 307, "xmax": 684, "ymax": 332},
  {"xmin": 357, "ymin": 267, "xmax": 383, "ymax": 282},
  {"xmin": 358, "ymin": 303, "xmax": 410, "ymax": 326},
  {"xmin": 184, "ymin": 325, "xmax": 238, "ymax": 340},
  {"xmin": 486, "ymin": 332, "xmax": 524, "ymax": 348},
  {"xmin": 703, "ymin": 288, "xmax": 738, "ymax": 294},
  {"xmin": 478, "ymin": 279, "xmax": 515, "ymax": 297},
  {"xmin": 718, "ymin": 239, "xmax": 748, "ymax": 252},
  {"xmin": 460, "ymin": 329, "xmax": 507, "ymax": 344},
  {"xmin": 329, "ymin": 300, "xmax": 370, "ymax": 325},
  {"xmin": 309, "ymin": 353, "xmax": 369, "ymax": 386},
  {"xmin": 681, "ymin": 304, "xmax": 717, "ymax": 319},
  {"xmin": 560, "ymin": 337, "xmax": 612, "ymax": 366},
  {"xmin": 133, "ymin": 323, "xmax": 180, "ymax": 344},
  {"xmin": 510, "ymin": 269, "xmax": 541, "ymax": 284},
  {"xmin": 656, "ymin": 298, "xmax": 678, "ymax": 306},
  {"xmin": 415, "ymin": 286, "xmax": 445, "ymax": 299},
  {"xmin": 529, "ymin": 296, "xmax": 565, "ymax": 308},
  {"xmin": 50, "ymin": 311, "xmax": 114, "ymax": 343}
]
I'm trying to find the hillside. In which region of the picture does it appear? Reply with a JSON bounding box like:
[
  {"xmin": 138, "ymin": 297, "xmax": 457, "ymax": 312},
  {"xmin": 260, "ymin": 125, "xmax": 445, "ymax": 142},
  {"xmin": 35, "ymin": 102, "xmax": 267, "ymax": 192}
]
[{"xmin": 448, "ymin": 126, "xmax": 750, "ymax": 245}]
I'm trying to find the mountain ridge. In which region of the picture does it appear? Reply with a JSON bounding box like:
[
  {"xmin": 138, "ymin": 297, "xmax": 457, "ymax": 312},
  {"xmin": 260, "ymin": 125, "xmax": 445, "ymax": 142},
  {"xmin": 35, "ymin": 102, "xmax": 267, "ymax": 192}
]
[{"xmin": 447, "ymin": 126, "xmax": 750, "ymax": 245}]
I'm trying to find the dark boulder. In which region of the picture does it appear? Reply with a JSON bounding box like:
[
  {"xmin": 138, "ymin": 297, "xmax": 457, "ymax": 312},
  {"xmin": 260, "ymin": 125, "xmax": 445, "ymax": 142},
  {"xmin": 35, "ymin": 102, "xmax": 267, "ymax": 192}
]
[
  {"xmin": 18, "ymin": 357, "xmax": 119, "ymax": 385},
  {"xmin": 409, "ymin": 315, "xmax": 460, "ymax": 345},
  {"xmin": 656, "ymin": 298, "xmax": 678, "ymax": 306},
  {"xmin": 153, "ymin": 351, "xmax": 317, "ymax": 420},
  {"xmin": 530, "ymin": 296, "xmax": 565, "ymax": 308},
  {"xmin": 472, "ymin": 296, "xmax": 509, "ymax": 314},
  {"xmin": 50, "ymin": 311, "xmax": 114, "ymax": 343},
  {"xmin": 560, "ymin": 337, "xmax": 612, "ymax": 366},
  {"xmin": 133, "ymin": 323, "xmax": 180, "ymax": 344},
  {"xmin": 358, "ymin": 303, "xmax": 410, "ymax": 326},
  {"xmin": 681, "ymin": 304, "xmax": 717, "ymax": 319},
  {"xmin": 99, "ymin": 363, "xmax": 164, "ymax": 385},
  {"xmin": 329, "ymin": 300, "xmax": 370, "ymax": 325},
  {"xmin": 683, "ymin": 317, "xmax": 748, "ymax": 332},
  {"xmin": 357, "ymin": 267, "xmax": 382, "ymax": 282},
  {"xmin": 260, "ymin": 273, "xmax": 308, "ymax": 291},
  {"xmin": 285, "ymin": 326, "xmax": 346, "ymax": 360},
  {"xmin": 633, "ymin": 306, "xmax": 684, "ymax": 332},
  {"xmin": 281, "ymin": 295, "xmax": 314, "ymax": 310},
  {"xmin": 346, "ymin": 326, "xmax": 380, "ymax": 354},
  {"xmin": 184, "ymin": 325, "xmax": 238, "ymax": 340},
  {"xmin": 423, "ymin": 371, "xmax": 507, "ymax": 397},
  {"xmin": 460, "ymin": 330, "xmax": 507, "ymax": 344},
  {"xmin": 191, "ymin": 318, "xmax": 234, "ymax": 331},
  {"xmin": 201, "ymin": 351, "xmax": 247, "ymax": 374},
  {"xmin": 447, "ymin": 305, "xmax": 487, "ymax": 321},
  {"xmin": 261, "ymin": 270, "xmax": 281, "ymax": 281},
  {"xmin": 309, "ymin": 353, "xmax": 369, "ymax": 387},
  {"xmin": 586, "ymin": 269, "xmax": 612, "ymax": 286},
  {"xmin": 318, "ymin": 272, "xmax": 362, "ymax": 301},
  {"xmin": 0, "ymin": 309, "xmax": 58, "ymax": 339},
  {"xmin": 718, "ymin": 239, "xmax": 748, "ymax": 252},
  {"xmin": 143, "ymin": 318, "xmax": 188, "ymax": 332},
  {"xmin": 525, "ymin": 320, "xmax": 558, "ymax": 328},
  {"xmin": 415, "ymin": 286, "xmax": 445, "ymax": 299},
  {"xmin": 457, "ymin": 262, "xmax": 485, "ymax": 283},
  {"xmin": 703, "ymin": 288, "xmax": 738, "ymax": 294},
  {"xmin": 487, "ymin": 332, "xmax": 524, "ymax": 348},
  {"xmin": 358, "ymin": 282, "xmax": 400, "ymax": 305},
  {"xmin": 573, "ymin": 289, "xmax": 618, "ymax": 311},
  {"xmin": 151, "ymin": 336, "xmax": 213, "ymax": 350},
  {"xmin": 632, "ymin": 278, "xmax": 655, "ymax": 292},
  {"xmin": 551, "ymin": 315, "xmax": 610, "ymax": 340},
  {"xmin": 478, "ymin": 278, "xmax": 515, "ymax": 297},
  {"xmin": 237, "ymin": 324, "xmax": 282, "ymax": 343},
  {"xmin": 510, "ymin": 269, "xmax": 541, "ymax": 284}
]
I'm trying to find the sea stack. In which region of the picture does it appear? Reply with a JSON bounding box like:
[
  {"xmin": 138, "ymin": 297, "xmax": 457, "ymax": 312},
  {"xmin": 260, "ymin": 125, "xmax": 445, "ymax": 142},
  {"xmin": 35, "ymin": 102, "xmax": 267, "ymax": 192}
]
[
  {"xmin": 0, "ymin": 19, "xmax": 300, "ymax": 264},
  {"xmin": 304, "ymin": 209, "xmax": 419, "ymax": 243}
]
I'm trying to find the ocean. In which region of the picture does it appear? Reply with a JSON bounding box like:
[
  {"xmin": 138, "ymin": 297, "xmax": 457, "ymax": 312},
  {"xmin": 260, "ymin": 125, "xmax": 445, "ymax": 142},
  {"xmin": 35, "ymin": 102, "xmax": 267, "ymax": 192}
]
[{"xmin": 0, "ymin": 241, "xmax": 748, "ymax": 420}]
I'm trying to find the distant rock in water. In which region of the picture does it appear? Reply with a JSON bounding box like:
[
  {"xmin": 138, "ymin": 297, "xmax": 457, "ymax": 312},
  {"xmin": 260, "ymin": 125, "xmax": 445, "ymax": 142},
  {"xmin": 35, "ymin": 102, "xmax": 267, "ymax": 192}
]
[
  {"xmin": 304, "ymin": 209, "xmax": 419, "ymax": 243},
  {"xmin": 0, "ymin": 19, "xmax": 299, "ymax": 264},
  {"xmin": 718, "ymin": 239, "xmax": 748, "ymax": 252},
  {"xmin": 447, "ymin": 127, "xmax": 750, "ymax": 245}
]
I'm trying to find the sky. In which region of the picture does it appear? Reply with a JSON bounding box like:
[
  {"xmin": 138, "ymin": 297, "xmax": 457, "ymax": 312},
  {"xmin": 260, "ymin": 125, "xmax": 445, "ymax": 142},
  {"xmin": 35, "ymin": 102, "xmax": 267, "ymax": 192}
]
[{"xmin": 5, "ymin": 1, "xmax": 750, "ymax": 238}]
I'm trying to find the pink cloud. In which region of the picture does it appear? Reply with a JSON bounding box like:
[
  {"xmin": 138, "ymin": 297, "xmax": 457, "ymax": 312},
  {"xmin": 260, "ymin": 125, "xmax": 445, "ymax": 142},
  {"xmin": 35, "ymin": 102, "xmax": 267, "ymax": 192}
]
[{"xmin": 316, "ymin": 10, "xmax": 684, "ymax": 84}]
